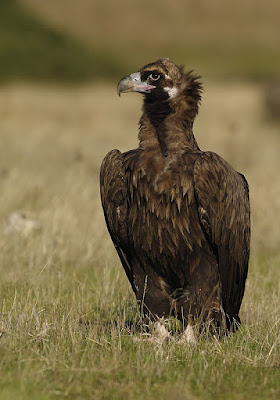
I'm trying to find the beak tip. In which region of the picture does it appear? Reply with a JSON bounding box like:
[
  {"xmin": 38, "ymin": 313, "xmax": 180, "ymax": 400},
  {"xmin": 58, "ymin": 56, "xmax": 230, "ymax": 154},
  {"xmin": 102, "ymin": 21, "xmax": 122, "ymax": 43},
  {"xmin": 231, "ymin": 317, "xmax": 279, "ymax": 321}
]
[{"xmin": 117, "ymin": 75, "xmax": 134, "ymax": 97}]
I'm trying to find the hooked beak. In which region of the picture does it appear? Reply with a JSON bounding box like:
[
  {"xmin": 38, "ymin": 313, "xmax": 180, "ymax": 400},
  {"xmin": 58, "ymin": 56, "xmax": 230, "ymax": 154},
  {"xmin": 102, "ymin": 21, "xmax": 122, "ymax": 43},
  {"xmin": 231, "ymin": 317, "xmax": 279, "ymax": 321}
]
[{"xmin": 117, "ymin": 72, "xmax": 156, "ymax": 96}]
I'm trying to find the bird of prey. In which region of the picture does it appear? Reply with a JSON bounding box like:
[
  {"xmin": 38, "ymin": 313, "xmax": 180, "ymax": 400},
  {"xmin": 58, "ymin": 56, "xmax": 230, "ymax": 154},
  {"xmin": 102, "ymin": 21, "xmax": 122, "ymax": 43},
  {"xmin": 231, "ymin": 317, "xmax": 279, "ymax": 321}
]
[{"xmin": 100, "ymin": 58, "xmax": 250, "ymax": 341}]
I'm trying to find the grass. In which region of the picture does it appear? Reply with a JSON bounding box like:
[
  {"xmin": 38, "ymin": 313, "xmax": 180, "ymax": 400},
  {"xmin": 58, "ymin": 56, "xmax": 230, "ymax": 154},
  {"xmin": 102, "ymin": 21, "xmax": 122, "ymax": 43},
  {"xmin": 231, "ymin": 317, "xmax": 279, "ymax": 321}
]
[
  {"xmin": 0, "ymin": 252, "xmax": 279, "ymax": 399},
  {"xmin": 0, "ymin": 82, "xmax": 279, "ymax": 399}
]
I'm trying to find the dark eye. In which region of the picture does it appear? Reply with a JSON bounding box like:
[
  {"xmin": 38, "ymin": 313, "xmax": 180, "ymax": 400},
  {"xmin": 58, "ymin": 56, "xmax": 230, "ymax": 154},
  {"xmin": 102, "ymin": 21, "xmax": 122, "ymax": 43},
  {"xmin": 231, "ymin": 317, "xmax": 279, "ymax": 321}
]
[{"xmin": 149, "ymin": 73, "xmax": 161, "ymax": 81}]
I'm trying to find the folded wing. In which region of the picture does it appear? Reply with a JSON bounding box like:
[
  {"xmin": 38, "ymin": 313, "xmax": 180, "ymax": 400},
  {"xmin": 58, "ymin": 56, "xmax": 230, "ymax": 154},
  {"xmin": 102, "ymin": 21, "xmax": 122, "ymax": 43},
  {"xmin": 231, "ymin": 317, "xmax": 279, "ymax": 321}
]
[
  {"xmin": 194, "ymin": 152, "xmax": 250, "ymax": 327},
  {"xmin": 100, "ymin": 150, "xmax": 136, "ymax": 292}
]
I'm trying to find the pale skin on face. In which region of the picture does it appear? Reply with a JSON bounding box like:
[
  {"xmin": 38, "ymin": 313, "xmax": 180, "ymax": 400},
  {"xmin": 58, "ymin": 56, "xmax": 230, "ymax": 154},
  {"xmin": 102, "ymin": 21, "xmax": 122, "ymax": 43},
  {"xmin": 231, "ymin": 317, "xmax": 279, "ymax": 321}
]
[{"xmin": 163, "ymin": 86, "xmax": 178, "ymax": 98}]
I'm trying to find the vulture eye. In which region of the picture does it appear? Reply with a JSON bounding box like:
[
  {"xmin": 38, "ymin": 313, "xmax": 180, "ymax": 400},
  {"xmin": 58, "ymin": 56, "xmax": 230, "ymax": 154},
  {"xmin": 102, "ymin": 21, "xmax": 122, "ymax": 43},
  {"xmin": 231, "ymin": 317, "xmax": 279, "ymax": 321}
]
[{"xmin": 149, "ymin": 73, "xmax": 161, "ymax": 81}]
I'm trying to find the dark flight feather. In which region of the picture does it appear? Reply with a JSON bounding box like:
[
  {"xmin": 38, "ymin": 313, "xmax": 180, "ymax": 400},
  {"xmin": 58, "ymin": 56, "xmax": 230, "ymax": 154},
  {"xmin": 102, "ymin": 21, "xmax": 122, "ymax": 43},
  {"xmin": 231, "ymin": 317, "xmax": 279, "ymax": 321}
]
[{"xmin": 100, "ymin": 58, "xmax": 250, "ymax": 332}]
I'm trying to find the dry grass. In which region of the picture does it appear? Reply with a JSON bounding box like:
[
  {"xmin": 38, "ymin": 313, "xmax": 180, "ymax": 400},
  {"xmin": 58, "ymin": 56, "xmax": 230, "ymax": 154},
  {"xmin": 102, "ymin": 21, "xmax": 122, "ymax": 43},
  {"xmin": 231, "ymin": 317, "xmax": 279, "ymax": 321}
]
[{"xmin": 0, "ymin": 82, "xmax": 279, "ymax": 399}]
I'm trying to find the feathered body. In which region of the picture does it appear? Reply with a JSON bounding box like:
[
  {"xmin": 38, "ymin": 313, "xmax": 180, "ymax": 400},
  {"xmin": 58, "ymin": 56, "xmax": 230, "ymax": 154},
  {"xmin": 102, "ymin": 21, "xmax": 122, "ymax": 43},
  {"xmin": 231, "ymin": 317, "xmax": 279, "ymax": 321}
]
[{"xmin": 100, "ymin": 59, "xmax": 250, "ymax": 332}]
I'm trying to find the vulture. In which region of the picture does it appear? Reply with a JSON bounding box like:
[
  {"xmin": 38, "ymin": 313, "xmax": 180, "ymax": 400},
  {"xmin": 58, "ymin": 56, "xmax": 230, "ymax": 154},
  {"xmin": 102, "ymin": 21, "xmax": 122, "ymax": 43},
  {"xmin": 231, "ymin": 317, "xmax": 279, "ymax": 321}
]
[{"xmin": 100, "ymin": 58, "xmax": 250, "ymax": 340}]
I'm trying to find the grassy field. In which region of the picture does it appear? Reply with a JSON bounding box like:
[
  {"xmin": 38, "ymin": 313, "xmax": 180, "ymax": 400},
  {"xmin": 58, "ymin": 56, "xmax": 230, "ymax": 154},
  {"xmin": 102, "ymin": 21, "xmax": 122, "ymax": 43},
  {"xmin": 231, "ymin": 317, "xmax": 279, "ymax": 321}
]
[{"xmin": 0, "ymin": 82, "xmax": 279, "ymax": 399}]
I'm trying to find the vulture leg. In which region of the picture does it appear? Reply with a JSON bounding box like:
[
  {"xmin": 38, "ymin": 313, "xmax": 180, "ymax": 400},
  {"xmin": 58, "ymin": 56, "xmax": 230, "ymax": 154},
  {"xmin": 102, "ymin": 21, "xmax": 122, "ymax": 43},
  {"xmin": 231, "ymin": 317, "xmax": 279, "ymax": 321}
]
[
  {"xmin": 152, "ymin": 320, "xmax": 171, "ymax": 341},
  {"xmin": 181, "ymin": 324, "xmax": 197, "ymax": 344},
  {"xmin": 133, "ymin": 320, "xmax": 172, "ymax": 343}
]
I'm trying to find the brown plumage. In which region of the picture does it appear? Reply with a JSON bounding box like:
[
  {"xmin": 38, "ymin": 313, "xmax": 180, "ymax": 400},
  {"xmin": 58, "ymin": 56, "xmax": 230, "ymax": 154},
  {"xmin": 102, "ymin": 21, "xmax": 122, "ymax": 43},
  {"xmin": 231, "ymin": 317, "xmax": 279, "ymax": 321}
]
[{"xmin": 100, "ymin": 58, "xmax": 250, "ymax": 334}]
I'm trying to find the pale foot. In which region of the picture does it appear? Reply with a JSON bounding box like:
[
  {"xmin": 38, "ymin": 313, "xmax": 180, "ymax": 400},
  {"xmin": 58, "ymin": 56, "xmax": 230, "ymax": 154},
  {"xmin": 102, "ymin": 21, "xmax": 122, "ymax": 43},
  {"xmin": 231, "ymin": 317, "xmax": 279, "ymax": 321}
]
[
  {"xmin": 152, "ymin": 321, "xmax": 171, "ymax": 341},
  {"xmin": 133, "ymin": 321, "xmax": 172, "ymax": 343},
  {"xmin": 180, "ymin": 324, "xmax": 197, "ymax": 344}
]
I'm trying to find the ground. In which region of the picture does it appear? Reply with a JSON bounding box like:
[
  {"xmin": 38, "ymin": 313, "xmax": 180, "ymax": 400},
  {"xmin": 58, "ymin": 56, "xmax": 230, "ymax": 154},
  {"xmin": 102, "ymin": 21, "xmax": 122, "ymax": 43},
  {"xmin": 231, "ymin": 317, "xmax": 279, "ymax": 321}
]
[{"xmin": 0, "ymin": 82, "xmax": 279, "ymax": 399}]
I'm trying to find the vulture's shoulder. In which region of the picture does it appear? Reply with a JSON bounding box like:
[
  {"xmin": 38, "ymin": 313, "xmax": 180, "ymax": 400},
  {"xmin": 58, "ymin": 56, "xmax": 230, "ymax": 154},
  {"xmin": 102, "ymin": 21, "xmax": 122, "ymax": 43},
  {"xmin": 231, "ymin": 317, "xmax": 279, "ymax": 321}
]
[
  {"xmin": 100, "ymin": 149, "xmax": 128, "ymax": 244},
  {"xmin": 193, "ymin": 151, "xmax": 249, "ymax": 204},
  {"xmin": 192, "ymin": 150, "xmax": 250, "ymax": 254},
  {"xmin": 100, "ymin": 149, "xmax": 126, "ymax": 204}
]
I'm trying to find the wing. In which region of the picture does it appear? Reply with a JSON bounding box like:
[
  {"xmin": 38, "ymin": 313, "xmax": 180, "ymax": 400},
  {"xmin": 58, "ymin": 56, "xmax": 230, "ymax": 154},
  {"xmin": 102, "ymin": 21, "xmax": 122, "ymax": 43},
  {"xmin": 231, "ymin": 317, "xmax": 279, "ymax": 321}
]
[
  {"xmin": 100, "ymin": 150, "xmax": 136, "ymax": 292},
  {"xmin": 193, "ymin": 152, "xmax": 250, "ymax": 326}
]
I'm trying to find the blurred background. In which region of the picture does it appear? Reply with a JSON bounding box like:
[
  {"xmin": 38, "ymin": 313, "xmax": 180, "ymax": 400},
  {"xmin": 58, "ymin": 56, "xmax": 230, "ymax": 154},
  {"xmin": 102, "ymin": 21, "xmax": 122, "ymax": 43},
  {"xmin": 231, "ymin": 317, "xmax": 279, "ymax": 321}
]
[
  {"xmin": 1, "ymin": 0, "xmax": 280, "ymax": 82},
  {"xmin": 0, "ymin": 0, "xmax": 280, "ymax": 279}
]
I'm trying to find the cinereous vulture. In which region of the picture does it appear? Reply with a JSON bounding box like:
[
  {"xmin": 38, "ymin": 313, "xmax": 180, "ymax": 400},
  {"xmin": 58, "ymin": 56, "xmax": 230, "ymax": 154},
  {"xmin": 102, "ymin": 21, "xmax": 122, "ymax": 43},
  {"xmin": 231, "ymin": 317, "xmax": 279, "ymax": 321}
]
[{"xmin": 100, "ymin": 58, "xmax": 250, "ymax": 341}]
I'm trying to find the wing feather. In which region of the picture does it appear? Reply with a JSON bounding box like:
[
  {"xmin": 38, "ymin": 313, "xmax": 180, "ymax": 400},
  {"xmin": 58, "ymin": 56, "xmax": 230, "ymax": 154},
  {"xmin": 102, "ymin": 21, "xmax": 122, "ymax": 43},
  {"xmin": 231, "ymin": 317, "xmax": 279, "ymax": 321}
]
[
  {"xmin": 194, "ymin": 152, "xmax": 250, "ymax": 324},
  {"xmin": 100, "ymin": 150, "xmax": 136, "ymax": 291}
]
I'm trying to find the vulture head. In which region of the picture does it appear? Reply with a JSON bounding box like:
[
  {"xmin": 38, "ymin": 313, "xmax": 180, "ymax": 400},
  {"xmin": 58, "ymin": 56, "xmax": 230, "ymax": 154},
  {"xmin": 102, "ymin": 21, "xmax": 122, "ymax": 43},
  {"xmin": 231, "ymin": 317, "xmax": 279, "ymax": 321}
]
[{"xmin": 117, "ymin": 58, "xmax": 203, "ymax": 122}]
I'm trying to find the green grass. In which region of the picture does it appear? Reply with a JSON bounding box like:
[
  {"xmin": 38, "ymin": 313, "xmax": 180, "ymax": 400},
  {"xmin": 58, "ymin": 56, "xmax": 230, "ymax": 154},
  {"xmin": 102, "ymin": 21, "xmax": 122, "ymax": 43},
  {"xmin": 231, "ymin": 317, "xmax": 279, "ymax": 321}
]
[
  {"xmin": 0, "ymin": 0, "xmax": 123, "ymax": 83},
  {"xmin": 0, "ymin": 251, "xmax": 279, "ymax": 400}
]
